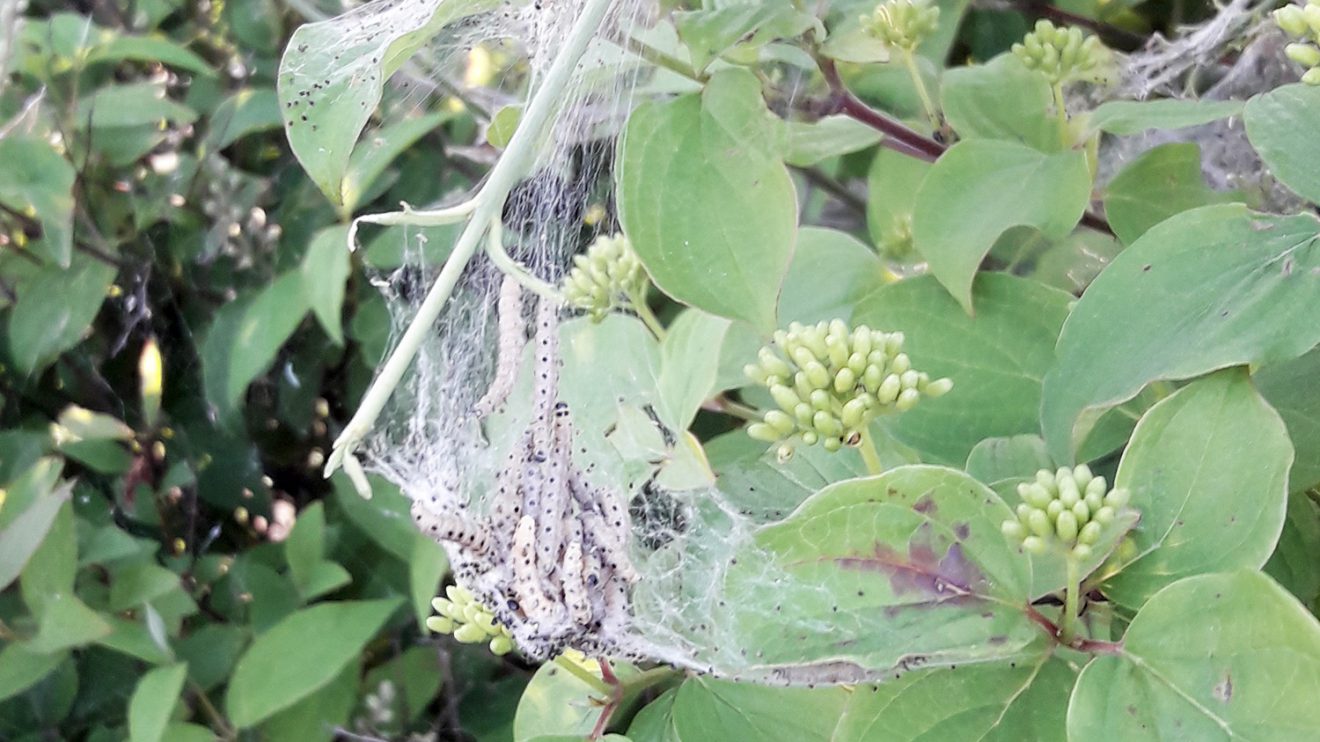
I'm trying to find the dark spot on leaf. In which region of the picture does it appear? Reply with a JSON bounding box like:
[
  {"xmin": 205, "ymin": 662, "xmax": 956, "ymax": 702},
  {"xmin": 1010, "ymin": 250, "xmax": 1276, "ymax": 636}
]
[{"xmin": 1213, "ymin": 674, "xmax": 1232, "ymax": 703}]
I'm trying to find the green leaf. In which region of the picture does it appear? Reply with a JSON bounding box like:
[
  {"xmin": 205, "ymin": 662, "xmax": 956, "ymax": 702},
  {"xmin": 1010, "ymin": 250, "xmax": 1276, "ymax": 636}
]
[
  {"xmin": 6, "ymin": 254, "xmax": 116, "ymax": 375},
  {"xmin": 657, "ymin": 309, "xmax": 732, "ymax": 431},
  {"xmin": 0, "ymin": 483, "xmax": 70, "ymax": 592},
  {"xmin": 721, "ymin": 466, "xmax": 1043, "ymax": 679},
  {"xmin": 618, "ymin": 68, "xmax": 796, "ymax": 332},
  {"xmin": 674, "ymin": 3, "xmax": 820, "ymax": 72},
  {"xmin": 75, "ymin": 82, "xmax": 197, "ymax": 129},
  {"xmin": 108, "ymin": 562, "xmax": 184, "ymax": 612},
  {"xmin": 284, "ymin": 501, "xmax": 350, "ymax": 601},
  {"xmin": 86, "ymin": 35, "xmax": 213, "ymax": 75},
  {"xmin": 226, "ymin": 598, "xmax": 400, "ymax": 727},
  {"xmin": 486, "ymin": 105, "xmax": 522, "ymax": 149},
  {"xmin": 866, "ymin": 148, "xmax": 930, "ymax": 258},
  {"xmin": 277, "ymin": 0, "xmax": 496, "ymax": 204},
  {"xmin": 0, "ymin": 644, "xmax": 66, "ymax": 703},
  {"xmin": 0, "ymin": 137, "xmax": 76, "ymax": 266},
  {"xmin": 1266, "ymin": 491, "xmax": 1320, "ymax": 610},
  {"xmin": 853, "ymin": 273, "xmax": 1073, "ymax": 464},
  {"xmin": 201, "ymin": 272, "xmax": 310, "ymax": 420},
  {"xmin": 784, "ymin": 116, "xmax": 881, "ymax": 167},
  {"xmin": 836, "ymin": 655, "xmax": 1075, "ymax": 740},
  {"xmin": 514, "ymin": 660, "xmax": 639, "ymax": 741},
  {"xmin": 1041, "ymin": 205, "xmax": 1320, "ymax": 461},
  {"xmin": 1101, "ymin": 370, "xmax": 1291, "ymax": 609},
  {"xmin": 27, "ymin": 593, "xmax": 113, "ymax": 654},
  {"xmin": 1257, "ymin": 346, "xmax": 1320, "ymax": 493},
  {"xmin": 128, "ymin": 663, "xmax": 188, "ymax": 742},
  {"xmin": 965, "ymin": 435, "xmax": 1054, "ymax": 485},
  {"xmin": 1103, "ymin": 143, "xmax": 1229, "ymax": 246},
  {"xmin": 940, "ymin": 55, "xmax": 1061, "ymax": 151},
  {"xmin": 408, "ymin": 535, "xmax": 447, "ymax": 630},
  {"xmin": 778, "ymin": 227, "xmax": 887, "ymax": 326},
  {"xmin": 342, "ymin": 113, "xmax": 448, "ymax": 213},
  {"xmin": 630, "ymin": 676, "xmax": 847, "ymax": 741},
  {"xmin": 262, "ymin": 658, "xmax": 359, "ymax": 742},
  {"xmin": 300, "ymin": 226, "xmax": 351, "ymax": 345},
  {"xmin": 1068, "ymin": 571, "xmax": 1320, "ymax": 740},
  {"xmin": 20, "ymin": 495, "xmax": 77, "ymax": 615},
  {"xmin": 1088, "ymin": 98, "xmax": 1243, "ymax": 135},
  {"xmin": 912, "ymin": 139, "xmax": 1091, "ymax": 313},
  {"xmin": 1245, "ymin": 83, "xmax": 1320, "ymax": 204},
  {"xmin": 205, "ymin": 88, "xmax": 282, "ymax": 152}
]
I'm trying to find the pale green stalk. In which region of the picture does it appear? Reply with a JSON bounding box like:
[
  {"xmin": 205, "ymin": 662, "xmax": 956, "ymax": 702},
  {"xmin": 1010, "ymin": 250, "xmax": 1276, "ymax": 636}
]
[{"xmin": 326, "ymin": 0, "xmax": 617, "ymax": 488}]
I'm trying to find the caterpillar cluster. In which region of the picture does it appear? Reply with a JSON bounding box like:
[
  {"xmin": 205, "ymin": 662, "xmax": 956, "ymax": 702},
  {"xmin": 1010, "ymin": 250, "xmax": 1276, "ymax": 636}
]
[{"xmin": 411, "ymin": 288, "xmax": 638, "ymax": 660}]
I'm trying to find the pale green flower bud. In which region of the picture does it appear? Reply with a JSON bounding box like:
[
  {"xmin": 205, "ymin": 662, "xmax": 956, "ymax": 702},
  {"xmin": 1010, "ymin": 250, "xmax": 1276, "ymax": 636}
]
[
  {"xmin": 1023, "ymin": 535, "xmax": 1047, "ymax": 554},
  {"xmin": 1276, "ymin": 5, "xmax": 1309, "ymax": 37},
  {"xmin": 1056, "ymin": 510, "xmax": 1079, "ymax": 543},
  {"xmin": 1002, "ymin": 520, "xmax": 1027, "ymax": 540},
  {"xmin": 562, "ymin": 234, "xmax": 648, "ymax": 321},
  {"xmin": 860, "ymin": 0, "xmax": 941, "ymax": 52},
  {"xmin": 1286, "ymin": 42, "xmax": 1320, "ymax": 67},
  {"xmin": 1011, "ymin": 20, "xmax": 1112, "ymax": 85}
]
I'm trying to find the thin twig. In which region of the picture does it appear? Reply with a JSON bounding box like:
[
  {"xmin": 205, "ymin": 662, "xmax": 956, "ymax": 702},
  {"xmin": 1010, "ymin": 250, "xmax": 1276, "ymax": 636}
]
[{"xmin": 792, "ymin": 165, "xmax": 867, "ymax": 216}]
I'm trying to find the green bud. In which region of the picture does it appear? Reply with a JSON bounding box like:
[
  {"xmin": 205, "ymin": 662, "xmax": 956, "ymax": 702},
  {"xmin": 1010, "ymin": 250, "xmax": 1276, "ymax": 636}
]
[
  {"xmin": 861, "ymin": 0, "xmax": 941, "ymax": 52},
  {"xmin": 1057, "ymin": 476, "xmax": 1080, "ymax": 507},
  {"xmin": 835, "ymin": 367, "xmax": 858, "ymax": 394},
  {"xmin": 923, "ymin": 377, "xmax": 953, "ymax": 398},
  {"xmin": 823, "ymin": 436, "xmax": 843, "ymax": 452},
  {"xmin": 1072, "ymin": 500, "xmax": 1090, "ymax": 523},
  {"xmin": 744, "ymin": 363, "xmax": 770, "ymax": 384},
  {"xmin": 1027, "ymin": 509, "xmax": 1053, "ymax": 538},
  {"xmin": 1072, "ymin": 464, "xmax": 1093, "ymax": 489},
  {"xmin": 770, "ymin": 384, "xmax": 801, "ymax": 412},
  {"xmin": 813, "ymin": 411, "xmax": 844, "ymax": 437},
  {"xmin": 1016, "ymin": 503, "xmax": 1033, "ymax": 522},
  {"xmin": 489, "ymin": 635, "xmax": 515, "ymax": 655},
  {"xmin": 810, "ymin": 389, "xmax": 832, "ymax": 411},
  {"xmin": 1078, "ymin": 520, "xmax": 1103, "ymax": 546},
  {"xmin": 1304, "ymin": 66, "xmax": 1320, "ymax": 85},
  {"xmin": 1104, "ymin": 487, "xmax": 1131, "ymax": 508},
  {"xmin": 1094, "ymin": 506, "xmax": 1115, "ymax": 525},
  {"xmin": 853, "ymin": 327, "xmax": 873, "ymax": 358},
  {"xmin": 899, "ymin": 369, "xmax": 920, "ymax": 389},
  {"xmin": 791, "ymin": 346, "xmax": 816, "ymax": 371},
  {"xmin": 890, "ymin": 353, "xmax": 912, "ymax": 374},
  {"xmin": 841, "ymin": 397, "xmax": 868, "ymax": 428},
  {"xmin": 426, "ymin": 616, "xmax": 456, "ymax": 634},
  {"xmin": 801, "ymin": 431, "xmax": 819, "ymax": 445},
  {"xmin": 895, "ymin": 388, "xmax": 921, "ymax": 411},
  {"xmin": 1002, "ymin": 520, "xmax": 1027, "ymax": 540},
  {"xmin": 1046, "ymin": 499, "xmax": 1065, "ymax": 519},
  {"xmin": 848, "ymin": 351, "xmax": 868, "ymax": 375},
  {"xmin": 764, "ymin": 410, "xmax": 796, "ymax": 436},
  {"xmin": 885, "ymin": 332, "xmax": 905, "ymax": 354},
  {"xmin": 1055, "ymin": 510, "xmax": 1079, "ymax": 543},
  {"xmin": 827, "ymin": 337, "xmax": 850, "ymax": 368},
  {"xmin": 1020, "ymin": 482, "xmax": 1053, "ymax": 509},
  {"xmin": 1276, "ymin": 6, "xmax": 1308, "ymax": 36},
  {"xmin": 1022, "ymin": 535, "xmax": 1047, "ymax": 554},
  {"xmin": 1071, "ymin": 543, "xmax": 1093, "ymax": 560},
  {"xmin": 1036, "ymin": 469, "xmax": 1056, "ymax": 488},
  {"xmin": 1286, "ymin": 43, "xmax": 1320, "ymax": 68},
  {"xmin": 1084, "ymin": 491, "xmax": 1104, "ymax": 513},
  {"xmin": 794, "ymin": 402, "xmax": 815, "ymax": 426},
  {"xmin": 863, "ymin": 364, "xmax": 885, "ymax": 393},
  {"xmin": 759, "ymin": 348, "xmax": 793, "ymax": 379},
  {"xmin": 747, "ymin": 423, "xmax": 780, "ymax": 442},
  {"xmin": 878, "ymin": 374, "xmax": 902, "ymax": 404},
  {"xmin": 454, "ymin": 622, "xmax": 488, "ymax": 643},
  {"xmin": 805, "ymin": 361, "xmax": 832, "ymax": 389},
  {"xmin": 1305, "ymin": 4, "xmax": 1320, "ymax": 33},
  {"xmin": 794, "ymin": 372, "xmax": 815, "ymax": 401}
]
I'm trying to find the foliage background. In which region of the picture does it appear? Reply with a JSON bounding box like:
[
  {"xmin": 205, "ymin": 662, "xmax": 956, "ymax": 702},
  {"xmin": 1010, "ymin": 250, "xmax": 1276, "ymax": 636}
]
[{"xmin": 1, "ymin": 0, "xmax": 1318, "ymax": 740}]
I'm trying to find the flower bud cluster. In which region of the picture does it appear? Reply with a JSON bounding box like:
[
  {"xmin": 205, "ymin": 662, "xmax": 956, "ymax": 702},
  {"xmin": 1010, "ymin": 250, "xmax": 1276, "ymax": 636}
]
[
  {"xmin": 1276, "ymin": 1, "xmax": 1320, "ymax": 85},
  {"xmin": 426, "ymin": 584, "xmax": 516, "ymax": 656},
  {"xmin": 743, "ymin": 320, "xmax": 952, "ymax": 452},
  {"xmin": 860, "ymin": 0, "xmax": 941, "ymax": 52},
  {"xmin": 1001, "ymin": 465, "xmax": 1130, "ymax": 559},
  {"xmin": 562, "ymin": 233, "xmax": 647, "ymax": 321},
  {"xmin": 1011, "ymin": 21, "xmax": 1111, "ymax": 85}
]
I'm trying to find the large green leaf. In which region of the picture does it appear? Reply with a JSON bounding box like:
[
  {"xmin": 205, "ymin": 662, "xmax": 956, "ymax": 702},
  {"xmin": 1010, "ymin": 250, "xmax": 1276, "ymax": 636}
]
[
  {"xmin": 0, "ymin": 483, "xmax": 70, "ymax": 592},
  {"xmin": 629, "ymin": 677, "xmax": 847, "ymax": 742},
  {"xmin": 836, "ymin": 655, "xmax": 1076, "ymax": 740},
  {"xmin": 1068, "ymin": 571, "xmax": 1320, "ymax": 740},
  {"xmin": 939, "ymin": 55, "xmax": 1060, "ymax": 151},
  {"xmin": 300, "ymin": 226, "xmax": 351, "ymax": 345},
  {"xmin": 75, "ymin": 82, "xmax": 197, "ymax": 129},
  {"xmin": 1244, "ymin": 83, "xmax": 1320, "ymax": 205},
  {"xmin": 0, "ymin": 644, "xmax": 66, "ymax": 703},
  {"xmin": 720, "ymin": 466, "xmax": 1044, "ymax": 680},
  {"xmin": 1088, "ymin": 98, "xmax": 1243, "ymax": 136},
  {"xmin": 1100, "ymin": 371, "xmax": 1291, "ymax": 609},
  {"xmin": 1103, "ymin": 143, "xmax": 1229, "ymax": 246},
  {"xmin": 1257, "ymin": 346, "xmax": 1320, "ymax": 493},
  {"xmin": 965, "ymin": 435, "xmax": 1054, "ymax": 486},
  {"xmin": 277, "ymin": 0, "xmax": 496, "ymax": 204},
  {"xmin": 853, "ymin": 274, "xmax": 1073, "ymax": 464},
  {"xmin": 784, "ymin": 116, "xmax": 882, "ymax": 167},
  {"xmin": 205, "ymin": 88, "xmax": 282, "ymax": 152},
  {"xmin": 513, "ymin": 660, "xmax": 640, "ymax": 741},
  {"xmin": 778, "ymin": 227, "xmax": 887, "ymax": 325},
  {"xmin": 128, "ymin": 663, "xmax": 188, "ymax": 742},
  {"xmin": 0, "ymin": 137, "xmax": 75, "ymax": 266},
  {"xmin": 657, "ymin": 309, "xmax": 732, "ymax": 431},
  {"xmin": 201, "ymin": 272, "xmax": 310, "ymax": 420},
  {"xmin": 1041, "ymin": 205, "xmax": 1320, "ymax": 461},
  {"xmin": 674, "ymin": 3, "xmax": 819, "ymax": 73},
  {"xmin": 912, "ymin": 139, "xmax": 1091, "ymax": 313},
  {"xmin": 6, "ymin": 254, "xmax": 116, "ymax": 375},
  {"xmin": 618, "ymin": 68, "xmax": 796, "ymax": 332},
  {"xmin": 225, "ymin": 599, "xmax": 400, "ymax": 727}
]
